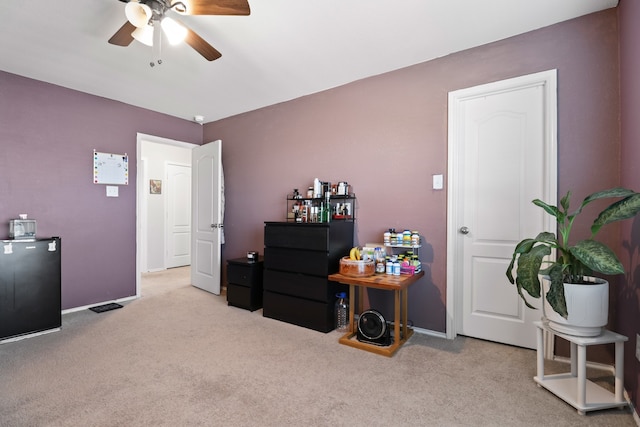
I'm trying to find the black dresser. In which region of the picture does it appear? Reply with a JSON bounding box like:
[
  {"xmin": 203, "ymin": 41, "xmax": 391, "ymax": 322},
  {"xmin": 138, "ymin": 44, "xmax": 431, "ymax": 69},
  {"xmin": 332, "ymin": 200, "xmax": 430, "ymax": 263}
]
[
  {"xmin": 0, "ymin": 237, "xmax": 62, "ymax": 341},
  {"xmin": 263, "ymin": 221, "xmax": 353, "ymax": 332},
  {"xmin": 227, "ymin": 257, "xmax": 263, "ymax": 311}
]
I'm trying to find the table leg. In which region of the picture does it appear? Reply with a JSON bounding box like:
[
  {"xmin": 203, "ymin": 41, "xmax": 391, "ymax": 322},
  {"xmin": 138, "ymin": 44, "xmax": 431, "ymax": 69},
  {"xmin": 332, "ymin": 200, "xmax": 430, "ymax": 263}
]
[
  {"xmin": 577, "ymin": 344, "xmax": 587, "ymax": 410},
  {"xmin": 401, "ymin": 288, "xmax": 408, "ymax": 339},
  {"xmin": 536, "ymin": 326, "xmax": 544, "ymax": 381},
  {"xmin": 570, "ymin": 342, "xmax": 577, "ymax": 377},
  {"xmin": 348, "ymin": 284, "xmax": 356, "ymax": 333},
  {"xmin": 615, "ymin": 341, "xmax": 624, "ymax": 402},
  {"xmin": 394, "ymin": 289, "xmax": 400, "ymax": 343}
]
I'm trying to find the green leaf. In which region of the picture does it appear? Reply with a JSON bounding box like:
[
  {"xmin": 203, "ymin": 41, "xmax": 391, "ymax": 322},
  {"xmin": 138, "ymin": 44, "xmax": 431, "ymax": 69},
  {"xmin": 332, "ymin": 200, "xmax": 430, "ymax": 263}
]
[
  {"xmin": 560, "ymin": 191, "xmax": 571, "ymax": 212},
  {"xmin": 545, "ymin": 265, "xmax": 568, "ymax": 318},
  {"xmin": 533, "ymin": 199, "xmax": 561, "ymax": 220},
  {"xmin": 583, "ymin": 187, "xmax": 636, "ymax": 204},
  {"xmin": 506, "ymin": 238, "xmax": 535, "ymax": 283},
  {"xmin": 591, "ymin": 194, "xmax": 640, "ymax": 235},
  {"xmin": 570, "ymin": 240, "xmax": 624, "ymax": 275},
  {"xmin": 506, "ymin": 235, "xmax": 556, "ymax": 284},
  {"xmin": 568, "ymin": 188, "xmax": 632, "ymax": 218},
  {"xmin": 514, "ymin": 244, "xmax": 551, "ymax": 299},
  {"xmin": 534, "ymin": 232, "xmax": 557, "ymax": 244}
]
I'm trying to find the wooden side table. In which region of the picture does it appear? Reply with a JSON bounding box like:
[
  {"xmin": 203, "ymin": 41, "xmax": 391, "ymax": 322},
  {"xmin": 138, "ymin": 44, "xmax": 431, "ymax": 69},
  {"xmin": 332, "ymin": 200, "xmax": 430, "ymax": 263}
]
[
  {"xmin": 533, "ymin": 321, "xmax": 628, "ymax": 415},
  {"xmin": 328, "ymin": 271, "xmax": 423, "ymax": 357}
]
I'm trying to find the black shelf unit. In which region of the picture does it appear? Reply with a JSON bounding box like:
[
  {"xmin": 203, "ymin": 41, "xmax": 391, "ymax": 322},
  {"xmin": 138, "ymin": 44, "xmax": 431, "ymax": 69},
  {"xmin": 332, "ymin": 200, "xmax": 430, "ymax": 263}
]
[{"xmin": 286, "ymin": 193, "xmax": 356, "ymax": 223}]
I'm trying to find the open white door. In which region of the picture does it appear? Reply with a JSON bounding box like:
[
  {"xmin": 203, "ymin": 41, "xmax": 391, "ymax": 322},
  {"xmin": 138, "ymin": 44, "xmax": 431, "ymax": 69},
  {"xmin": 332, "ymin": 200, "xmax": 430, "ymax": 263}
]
[
  {"xmin": 191, "ymin": 140, "xmax": 223, "ymax": 294},
  {"xmin": 447, "ymin": 70, "xmax": 557, "ymax": 349}
]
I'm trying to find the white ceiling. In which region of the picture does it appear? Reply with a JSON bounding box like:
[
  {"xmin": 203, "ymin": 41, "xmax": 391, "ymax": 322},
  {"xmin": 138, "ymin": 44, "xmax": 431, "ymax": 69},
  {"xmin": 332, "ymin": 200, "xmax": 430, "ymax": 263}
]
[{"xmin": 0, "ymin": 0, "xmax": 618, "ymax": 123}]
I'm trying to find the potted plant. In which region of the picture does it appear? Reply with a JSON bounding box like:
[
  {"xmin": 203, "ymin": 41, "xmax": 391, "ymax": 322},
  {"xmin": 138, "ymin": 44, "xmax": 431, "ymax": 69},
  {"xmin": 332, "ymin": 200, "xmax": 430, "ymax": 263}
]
[{"xmin": 506, "ymin": 187, "xmax": 640, "ymax": 336}]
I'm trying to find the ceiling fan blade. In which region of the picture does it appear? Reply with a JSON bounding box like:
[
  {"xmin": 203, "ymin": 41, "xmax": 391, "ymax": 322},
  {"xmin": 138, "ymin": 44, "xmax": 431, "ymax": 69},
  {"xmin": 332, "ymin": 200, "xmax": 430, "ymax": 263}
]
[
  {"xmin": 108, "ymin": 21, "xmax": 136, "ymax": 46},
  {"xmin": 175, "ymin": 0, "xmax": 250, "ymax": 16},
  {"xmin": 185, "ymin": 29, "xmax": 222, "ymax": 61}
]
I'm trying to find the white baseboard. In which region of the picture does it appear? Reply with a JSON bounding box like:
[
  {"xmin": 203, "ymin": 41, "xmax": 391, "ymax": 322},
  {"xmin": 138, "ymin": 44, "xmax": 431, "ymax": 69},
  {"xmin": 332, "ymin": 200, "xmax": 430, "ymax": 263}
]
[
  {"xmin": 0, "ymin": 328, "xmax": 60, "ymax": 344},
  {"xmin": 61, "ymin": 295, "xmax": 137, "ymax": 315}
]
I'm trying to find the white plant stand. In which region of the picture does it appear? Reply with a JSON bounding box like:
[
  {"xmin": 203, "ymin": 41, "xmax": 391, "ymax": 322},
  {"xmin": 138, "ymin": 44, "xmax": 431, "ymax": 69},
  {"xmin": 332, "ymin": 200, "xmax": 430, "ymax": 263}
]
[{"xmin": 534, "ymin": 321, "xmax": 628, "ymax": 415}]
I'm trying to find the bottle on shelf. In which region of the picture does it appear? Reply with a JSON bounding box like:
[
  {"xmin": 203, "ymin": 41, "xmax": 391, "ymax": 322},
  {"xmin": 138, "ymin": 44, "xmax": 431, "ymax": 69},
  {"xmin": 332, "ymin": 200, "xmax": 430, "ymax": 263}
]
[
  {"xmin": 403, "ymin": 230, "xmax": 412, "ymax": 246},
  {"xmin": 335, "ymin": 292, "xmax": 349, "ymax": 332},
  {"xmin": 323, "ymin": 192, "xmax": 331, "ymax": 222},
  {"xmin": 411, "ymin": 254, "xmax": 421, "ymax": 273},
  {"xmin": 411, "ymin": 231, "xmax": 420, "ymax": 246},
  {"xmin": 313, "ymin": 178, "xmax": 321, "ymax": 198},
  {"xmin": 390, "ymin": 229, "xmax": 397, "ymax": 246},
  {"xmin": 386, "ymin": 256, "xmax": 394, "ymax": 275},
  {"xmin": 393, "ymin": 259, "xmax": 401, "ymax": 276},
  {"xmin": 374, "ymin": 247, "xmax": 385, "ymax": 274}
]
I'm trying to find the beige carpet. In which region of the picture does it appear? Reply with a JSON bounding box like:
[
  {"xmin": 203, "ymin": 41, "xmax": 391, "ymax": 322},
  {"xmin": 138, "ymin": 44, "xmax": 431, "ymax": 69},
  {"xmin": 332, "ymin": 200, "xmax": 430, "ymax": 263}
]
[{"xmin": 0, "ymin": 267, "xmax": 635, "ymax": 426}]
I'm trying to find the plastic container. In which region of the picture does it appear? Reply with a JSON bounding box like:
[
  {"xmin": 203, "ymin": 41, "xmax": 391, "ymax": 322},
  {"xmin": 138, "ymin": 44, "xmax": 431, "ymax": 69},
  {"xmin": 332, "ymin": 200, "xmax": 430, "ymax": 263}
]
[
  {"xmin": 335, "ymin": 292, "xmax": 349, "ymax": 332},
  {"xmin": 339, "ymin": 257, "xmax": 375, "ymax": 277}
]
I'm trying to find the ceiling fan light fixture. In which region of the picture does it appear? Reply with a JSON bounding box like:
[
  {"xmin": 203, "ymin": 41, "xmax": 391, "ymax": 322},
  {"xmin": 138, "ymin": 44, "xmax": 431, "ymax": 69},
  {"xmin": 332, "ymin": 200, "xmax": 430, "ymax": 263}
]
[
  {"xmin": 125, "ymin": 1, "xmax": 153, "ymax": 28},
  {"xmin": 161, "ymin": 17, "xmax": 188, "ymax": 45},
  {"xmin": 132, "ymin": 24, "xmax": 154, "ymax": 47}
]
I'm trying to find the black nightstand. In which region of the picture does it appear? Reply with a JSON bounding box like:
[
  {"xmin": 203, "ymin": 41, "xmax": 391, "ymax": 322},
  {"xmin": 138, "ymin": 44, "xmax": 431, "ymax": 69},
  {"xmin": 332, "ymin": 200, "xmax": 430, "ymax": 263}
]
[{"xmin": 227, "ymin": 257, "xmax": 263, "ymax": 311}]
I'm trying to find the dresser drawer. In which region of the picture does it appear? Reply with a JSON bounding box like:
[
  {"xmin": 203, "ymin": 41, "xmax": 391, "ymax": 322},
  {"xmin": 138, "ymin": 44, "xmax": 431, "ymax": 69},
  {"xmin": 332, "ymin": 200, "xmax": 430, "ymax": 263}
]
[
  {"xmin": 263, "ymin": 269, "xmax": 345, "ymax": 302},
  {"xmin": 227, "ymin": 260, "xmax": 263, "ymax": 287},
  {"xmin": 263, "ymin": 291, "xmax": 335, "ymax": 333},
  {"xmin": 264, "ymin": 247, "xmax": 333, "ymax": 276},
  {"xmin": 264, "ymin": 223, "xmax": 329, "ymax": 251},
  {"xmin": 227, "ymin": 283, "xmax": 262, "ymax": 312}
]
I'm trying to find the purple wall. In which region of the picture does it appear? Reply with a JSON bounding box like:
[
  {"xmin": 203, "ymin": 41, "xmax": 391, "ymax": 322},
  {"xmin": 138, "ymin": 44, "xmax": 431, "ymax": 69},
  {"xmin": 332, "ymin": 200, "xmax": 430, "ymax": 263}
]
[
  {"xmin": 618, "ymin": 0, "xmax": 640, "ymax": 412},
  {"xmin": 0, "ymin": 72, "xmax": 202, "ymax": 309},
  {"xmin": 205, "ymin": 9, "xmax": 620, "ymax": 333},
  {"xmin": 3, "ymin": 4, "xmax": 636, "ymax": 410}
]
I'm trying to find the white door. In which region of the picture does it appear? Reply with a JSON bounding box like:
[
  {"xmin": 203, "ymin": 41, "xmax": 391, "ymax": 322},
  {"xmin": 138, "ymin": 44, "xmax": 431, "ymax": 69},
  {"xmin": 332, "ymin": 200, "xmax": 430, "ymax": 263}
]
[
  {"xmin": 166, "ymin": 163, "xmax": 191, "ymax": 268},
  {"xmin": 447, "ymin": 70, "xmax": 557, "ymax": 349},
  {"xmin": 191, "ymin": 140, "xmax": 223, "ymax": 294}
]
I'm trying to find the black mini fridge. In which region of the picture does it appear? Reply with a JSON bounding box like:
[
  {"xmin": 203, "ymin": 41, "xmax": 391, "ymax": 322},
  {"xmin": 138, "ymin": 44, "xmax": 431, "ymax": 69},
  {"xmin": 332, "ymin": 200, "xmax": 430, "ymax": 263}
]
[{"xmin": 0, "ymin": 237, "xmax": 61, "ymax": 341}]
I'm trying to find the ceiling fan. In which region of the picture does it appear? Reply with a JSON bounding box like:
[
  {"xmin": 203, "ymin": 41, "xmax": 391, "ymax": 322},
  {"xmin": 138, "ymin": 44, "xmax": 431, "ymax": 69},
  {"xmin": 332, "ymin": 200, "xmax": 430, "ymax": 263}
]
[{"xmin": 108, "ymin": 0, "xmax": 250, "ymax": 63}]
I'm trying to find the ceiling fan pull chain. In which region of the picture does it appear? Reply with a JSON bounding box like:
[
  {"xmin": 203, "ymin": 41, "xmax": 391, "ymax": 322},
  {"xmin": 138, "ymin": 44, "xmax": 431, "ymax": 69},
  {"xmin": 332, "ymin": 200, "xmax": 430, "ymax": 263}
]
[{"xmin": 150, "ymin": 19, "xmax": 163, "ymax": 67}]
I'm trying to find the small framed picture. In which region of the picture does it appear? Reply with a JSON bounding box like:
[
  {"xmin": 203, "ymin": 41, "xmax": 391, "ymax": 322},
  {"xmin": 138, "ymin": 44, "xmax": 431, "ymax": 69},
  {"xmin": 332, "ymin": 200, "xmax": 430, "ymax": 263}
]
[{"xmin": 150, "ymin": 179, "xmax": 162, "ymax": 194}]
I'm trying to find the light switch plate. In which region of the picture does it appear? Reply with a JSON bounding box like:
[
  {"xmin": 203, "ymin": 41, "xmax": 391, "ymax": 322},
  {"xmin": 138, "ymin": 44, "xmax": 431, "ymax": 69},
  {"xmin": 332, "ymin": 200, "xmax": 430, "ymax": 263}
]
[
  {"xmin": 106, "ymin": 186, "xmax": 119, "ymax": 197},
  {"xmin": 433, "ymin": 174, "xmax": 444, "ymax": 190}
]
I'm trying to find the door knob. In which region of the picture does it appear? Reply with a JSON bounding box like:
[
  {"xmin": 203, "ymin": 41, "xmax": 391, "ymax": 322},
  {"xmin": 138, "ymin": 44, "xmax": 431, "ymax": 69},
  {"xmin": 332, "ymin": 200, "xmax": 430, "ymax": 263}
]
[{"xmin": 459, "ymin": 226, "xmax": 470, "ymax": 235}]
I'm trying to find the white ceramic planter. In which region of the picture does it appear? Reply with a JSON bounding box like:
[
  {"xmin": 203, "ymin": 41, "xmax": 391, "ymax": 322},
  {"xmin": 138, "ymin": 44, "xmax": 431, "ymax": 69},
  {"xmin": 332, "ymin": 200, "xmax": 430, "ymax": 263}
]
[{"xmin": 542, "ymin": 277, "xmax": 609, "ymax": 337}]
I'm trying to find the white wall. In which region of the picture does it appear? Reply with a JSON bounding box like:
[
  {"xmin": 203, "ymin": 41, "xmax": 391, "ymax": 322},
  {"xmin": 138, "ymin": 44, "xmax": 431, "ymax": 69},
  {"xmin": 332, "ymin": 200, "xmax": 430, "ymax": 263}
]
[{"xmin": 141, "ymin": 140, "xmax": 193, "ymax": 272}]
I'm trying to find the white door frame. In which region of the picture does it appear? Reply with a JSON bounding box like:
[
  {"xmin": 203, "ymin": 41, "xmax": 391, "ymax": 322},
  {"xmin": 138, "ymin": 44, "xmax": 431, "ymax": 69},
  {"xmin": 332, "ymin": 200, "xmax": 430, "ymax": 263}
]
[
  {"xmin": 445, "ymin": 70, "xmax": 558, "ymax": 341},
  {"xmin": 135, "ymin": 133, "xmax": 197, "ymax": 297}
]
